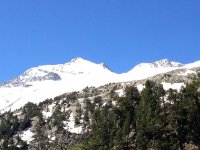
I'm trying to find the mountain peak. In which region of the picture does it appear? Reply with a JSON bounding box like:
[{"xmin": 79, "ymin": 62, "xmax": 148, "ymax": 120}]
[
  {"xmin": 65, "ymin": 57, "xmax": 112, "ymax": 72},
  {"xmin": 154, "ymin": 59, "xmax": 173, "ymax": 67},
  {"xmin": 68, "ymin": 57, "xmax": 89, "ymax": 64},
  {"xmin": 133, "ymin": 59, "xmax": 183, "ymax": 70},
  {"xmin": 155, "ymin": 58, "xmax": 170, "ymax": 64},
  {"xmin": 153, "ymin": 59, "xmax": 183, "ymax": 68},
  {"xmin": 70, "ymin": 57, "xmax": 85, "ymax": 62}
]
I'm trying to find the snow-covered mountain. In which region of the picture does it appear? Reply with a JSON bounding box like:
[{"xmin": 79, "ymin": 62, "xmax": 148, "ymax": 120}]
[
  {"xmin": 3, "ymin": 57, "xmax": 115, "ymax": 87},
  {"xmin": 132, "ymin": 59, "xmax": 183, "ymax": 69},
  {"xmin": 123, "ymin": 59, "xmax": 184, "ymax": 80},
  {"xmin": 0, "ymin": 58, "xmax": 200, "ymax": 112}
]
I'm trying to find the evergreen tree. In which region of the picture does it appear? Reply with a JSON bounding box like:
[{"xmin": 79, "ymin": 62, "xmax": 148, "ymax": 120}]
[
  {"xmin": 180, "ymin": 74, "xmax": 200, "ymax": 148},
  {"xmin": 51, "ymin": 105, "xmax": 65, "ymax": 131},
  {"xmin": 136, "ymin": 80, "xmax": 164, "ymax": 149}
]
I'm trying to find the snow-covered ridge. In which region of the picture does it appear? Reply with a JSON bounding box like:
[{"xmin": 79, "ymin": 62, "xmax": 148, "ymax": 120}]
[
  {"xmin": 0, "ymin": 57, "xmax": 200, "ymax": 112},
  {"xmin": 125, "ymin": 59, "xmax": 191, "ymax": 81},
  {"xmin": 2, "ymin": 57, "xmax": 115, "ymax": 87},
  {"xmin": 27, "ymin": 57, "xmax": 112, "ymax": 75},
  {"xmin": 131, "ymin": 59, "xmax": 183, "ymax": 70}
]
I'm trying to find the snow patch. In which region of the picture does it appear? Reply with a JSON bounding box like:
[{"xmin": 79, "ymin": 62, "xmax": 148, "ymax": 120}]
[
  {"xmin": 42, "ymin": 111, "xmax": 52, "ymax": 119},
  {"xmin": 136, "ymin": 83, "xmax": 184, "ymax": 92},
  {"xmin": 137, "ymin": 84, "xmax": 144, "ymax": 92},
  {"xmin": 115, "ymin": 89, "xmax": 124, "ymax": 97},
  {"xmin": 64, "ymin": 113, "xmax": 82, "ymax": 134},
  {"xmin": 162, "ymin": 82, "xmax": 185, "ymax": 91},
  {"xmin": 178, "ymin": 70, "xmax": 195, "ymax": 76},
  {"xmin": 20, "ymin": 129, "xmax": 34, "ymax": 144}
]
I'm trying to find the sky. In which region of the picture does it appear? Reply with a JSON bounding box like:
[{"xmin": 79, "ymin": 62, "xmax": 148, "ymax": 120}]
[{"xmin": 0, "ymin": 0, "xmax": 200, "ymax": 82}]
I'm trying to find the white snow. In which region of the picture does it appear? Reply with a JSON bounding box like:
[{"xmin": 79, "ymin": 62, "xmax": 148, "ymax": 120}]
[
  {"xmin": 42, "ymin": 111, "xmax": 52, "ymax": 119},
  {"xmin": 120, "ymin": 59, "xmax": 183, "ymax": 81},
  {"xmin": 112, "ymin": 101, "xmax": 116, "ymax": 106},
  {"xmin": 136, "ymin": 83, "xmax": 184, "ymax": 92},
  {"xmin": 115, "ymin": 89, "xmax": 124, "ymax": 97},
  {"xmin": 50, "ymin": 136, "xmax": 56, "ymax": 141},
  {"xmin": 162, "ymin": 82, "xmax": 185, "ymax": 91},
  {"xmin": 123, "ymin": 67, "xmax": 177, "ymax": 81},
  {"xmin": 20, "ymin": 129, "xmax": 34, "ymax": 144},
  {"xmin": 184, "ymin": 61, "xmax": 200, "ymax": 68},
  {"xmin": 177, "ymin": 70, "xmax": 196, "ymax": 76},
  {"xmin": 47, "ymin": 135, "xmax": 56, "ymax": 143},
  {"xmin": 137, "ymin": 84, "xmax": 145, "ymax": 92},
  {"xmin": 64, "ymin": 113, "xmax": 82, "ymax": 134}
]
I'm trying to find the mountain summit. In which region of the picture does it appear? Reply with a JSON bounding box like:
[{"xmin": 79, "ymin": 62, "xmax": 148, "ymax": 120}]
[
  {"xmin": 123, "ymin": 59, "xmax": 184, "ymax": 80},
  {"xmin": 153, "ymin": 59, "xmax": 183, "ymax": 67},
  {"xmin": 3, "ymin": 57, "xmax": 113, "ymax": 87},
  {"xmin": 133, "ymin": 59, "xmax": 183, "ymax": 70}
]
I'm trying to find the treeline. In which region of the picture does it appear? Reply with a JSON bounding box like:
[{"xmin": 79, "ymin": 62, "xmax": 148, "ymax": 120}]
[{"xmin": 78, "ymin": 75, "xmax": 200, "ymax": 150}]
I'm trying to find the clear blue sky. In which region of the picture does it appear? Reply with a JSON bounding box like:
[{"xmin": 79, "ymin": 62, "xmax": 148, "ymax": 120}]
[{"xmin": 0, "ymin": 0, "xmax": 200, "ymax": 82}]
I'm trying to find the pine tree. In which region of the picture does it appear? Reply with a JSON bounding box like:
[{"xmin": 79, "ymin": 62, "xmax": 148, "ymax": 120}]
[
  {"xmin": 180, "ymin": 74, "xmax": 200, "ymax": 148},
  {"xmin": 51, "ymin": 105, "xmax": 65, "ymax": 131},
  {"xmin": 136, "ymin": 80, "xmax": 164, "ymax": 149},
  {"xmin": 113, "ymin": 85, "xmax": 140, "ymax": 149},
  {"xmin": 167, "ymin": 87, "xmax": 189, "ymax": 150}
]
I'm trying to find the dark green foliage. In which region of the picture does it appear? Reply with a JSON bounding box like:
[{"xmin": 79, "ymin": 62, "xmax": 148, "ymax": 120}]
[
  {"xmin": 84, "ymin": 85, "xmax": 140, "ymax": 150},
  {"xmin": 74, "ymin": 103, "xmax": 82, "ymax": 125},
  {"xmin": 84, "ymin": 106, "xmax": 115, "ymax": 150},
  {"xmin": 0, "ymin": 137, "xmax": 27, "ymax": 150},
  {"xmin": 22, "ymin": 102, "xmax": 42, "ymax": 118},
  {"xmin": 66, "ymin": 92, "xmax": 78, "ymax": 102},
  {"xmin": 83, "ymin": 98, "xmax": 94, "ymax": 123},
  {"xmin": 0, "ymin": 111, "xmax": 28, "ymax": 149},
  {"xmin": 136, "ymin": 81, "xmax": 165, "ymax": 149},
  {"xmin": 0, "ymin": 111, "xmax": 19, "ymax": 139},
  {"xmin": 38, "ymin": 98, "xmax": 53, "ymax": 108},
  {"xmin": 83, "ymin": 77, "xmax": 200, "ymax": 149},
  {"xmin": 20, "ymin": 102, "xmax": 42, "ymax": 130},
  {"xmin": 94, "ymin": 96, "xmax": 103, "ymax": 108},
  {"xmin": 51, "ymin": 105, "xmax": 65, "ymax": 131}
]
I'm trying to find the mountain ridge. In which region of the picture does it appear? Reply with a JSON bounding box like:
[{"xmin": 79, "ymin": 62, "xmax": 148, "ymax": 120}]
[
  {"xmin": 0, "ymin": 57, "xmax": 200, "ymax": 113},
  {"xmin": 133, "ymin": 58, "xmax": 184, "ymax": 69},
  {"xmin": 1, "ymin": 57, "xmax": 197, "ymax": 86}
]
